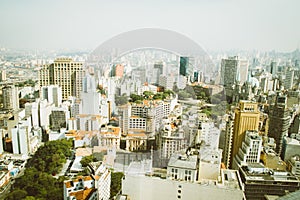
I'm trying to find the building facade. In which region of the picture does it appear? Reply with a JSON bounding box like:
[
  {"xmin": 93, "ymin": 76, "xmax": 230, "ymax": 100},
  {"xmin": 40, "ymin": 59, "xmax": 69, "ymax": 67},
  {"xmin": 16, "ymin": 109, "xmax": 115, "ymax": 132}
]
[{"xmin": 39, "ymin": 58, "xmax": 84, "ymax": 100}]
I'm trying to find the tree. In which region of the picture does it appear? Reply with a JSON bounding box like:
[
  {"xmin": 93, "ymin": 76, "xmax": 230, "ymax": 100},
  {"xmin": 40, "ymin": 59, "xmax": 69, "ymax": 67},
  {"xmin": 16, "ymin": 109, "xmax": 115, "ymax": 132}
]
[
  {"xmin": 130, "ymin": 94, "xmax": 143, "ymax": 103},
  {"xmin": 143, "ymin": 91, "xmax": 154, "ymax": 99},
  {"xmin": 115, "ymin": 94, "xmax": 128, "ymax": 105},
  {"xmin": 110, "ymin": 172, "xmax": 124, "ymax": 198},
  {"xmin": 6, "ymin": 189, "xmax": 28, "ymax": 200},
  {"xmin": 80, "ymin": 155, "xmax": 97, "ymax": 167}
]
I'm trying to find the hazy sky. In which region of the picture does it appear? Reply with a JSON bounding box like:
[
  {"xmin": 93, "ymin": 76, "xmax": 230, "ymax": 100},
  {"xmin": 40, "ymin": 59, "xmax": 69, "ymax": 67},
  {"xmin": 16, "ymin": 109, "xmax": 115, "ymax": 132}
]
[{"xmin": 0, "ymin": 0, "xmax": 299, "ymax": 52}]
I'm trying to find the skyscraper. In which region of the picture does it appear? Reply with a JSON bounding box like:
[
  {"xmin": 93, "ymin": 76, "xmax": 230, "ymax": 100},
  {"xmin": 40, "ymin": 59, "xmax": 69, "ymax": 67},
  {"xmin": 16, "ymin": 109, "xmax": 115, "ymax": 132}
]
[
  {"xmin": 230, "ymin": 101, "xmax": 260, "ymax": 168},
  {"xmin": 232, "ymin": 130, "xmax": 263, "ymax": 169},
  {"xmin": 38, "ymin": 58, "xmax": 84, "ymax": 100},
  {"xmin": 268, "ymin": 94, "xmax": 290, "ymax": 156},
  {"xmin": 2, "ymin": 85, "xmax": 19, "ymax": 110},
  {"xmin": 179, "ymin": 57, "xmax": 189, "ymax": 76},
  {"xmin": 220, "ymin": 56, "xmax": 249, "ymax": 87},
  {"xmin": 41, "ymin": 85, "xmax": 62, "ymax": 107}
]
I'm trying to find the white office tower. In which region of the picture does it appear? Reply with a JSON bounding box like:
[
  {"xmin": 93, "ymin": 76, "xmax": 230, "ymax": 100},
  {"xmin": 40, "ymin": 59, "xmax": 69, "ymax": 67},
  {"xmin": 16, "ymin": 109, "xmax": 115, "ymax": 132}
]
[
  {"xmin": 25, "ymin": 99, "xmax": 53, "ymax": 128},
  {"xmin": 118, "ymin": 104, "xmax": 131, "ymax": 134},
  {"xmin": 81, "ymin": 72, "xmax": 100, "ymax": 115},
  {"xmin": 232, "ymin": 130, "xmax": 263, "ymax": 170},
  {"xmin": 177, "ymin": 75, "xmax": 187, "ymax": 89},
  {"xmin": 159, "ymin": 75, "xmax": 175, "ymax": 90},
  {"xmin": 39, "ymin": 100, "xmax": 53, "ymax": 128},
  {"xmin": 284, "ymin": 67, "xmax": 294, "ymax": 90},
  {"xmin": 259, "ymin": 72, "xmax": 274, "ymax": 93},
  {"xmin": 69, "ymin": 97, "xmax": 82, "ymax": 118},
  {"xmin": 31, "ymin": 102, "xmax": 39, "ymax": 127},
  {"xmin": 196, "ymin": 121, "xmax": 220, "ymax": 149},
  {"xmin": 41, "ymin": 85, "xmax": 62, "ymax": 107},
  {"xmin": 11, "ymin": 117, "xmax": 32, "ymax": 155},
  {"xmin": 2, "ymin": 85, "xmax": 19, "ymax": 110}
]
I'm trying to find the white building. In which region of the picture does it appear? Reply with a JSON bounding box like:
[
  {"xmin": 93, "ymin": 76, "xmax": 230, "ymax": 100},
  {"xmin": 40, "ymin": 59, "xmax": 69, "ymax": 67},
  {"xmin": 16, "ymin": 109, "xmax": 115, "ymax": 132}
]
[
  {"xmin": 287, "ymin": 155, "xmax": 300, "ymax": 177},
  {"xmin": 198, "ymin": 147, "xmax": 222, "ymax": 181},
  {"xmin": 232, "ymin": 130, "xmax": 263, "ymax": 170},
  {"xmin": 63, "ymin": 162, "xmax": 111, "ymax": 200},
  {"xmin": 41, "ymin": 85, "xmax": 62, "ymax": 107},
  {"xmin": 2, "ymin": 85, "xmax": 19, "ymax": 110},
  {"xmin": 81, "ymin": 72, "xmax": 100, "ymax": 115},
  {"xmin": 159, "ymin": 75, "xmax": 174, "ymax": 90},
  {"xmin": 167, "ymin": 151, "xmax": 198, "ymax": 182},
  {"xmin": 122, "ymin": 170, "xmax": 244, "ymax": 200},
  {"xmin": 284, "ymin": 67, "xmax": 294, "ymax": 90}
]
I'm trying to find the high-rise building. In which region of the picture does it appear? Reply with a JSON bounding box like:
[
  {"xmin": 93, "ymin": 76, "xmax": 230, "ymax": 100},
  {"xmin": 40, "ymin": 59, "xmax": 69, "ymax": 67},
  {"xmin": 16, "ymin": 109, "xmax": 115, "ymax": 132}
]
[
  {"xmin": 232, "ymin": 130, "xmax": 263, "ymax": 169},
  {"xmin": 81, "ymin": 72, "xmax": 100, "ymax": 115},
  {"xmin": 159, "ymin": 75, "xmax": 174, "ymax": 90},
  {"xmin": 38, "ymin": 58, "xmax": 84, "ymax": 100},
  {"xmin": 41, "ymin": 85, "xmax": 62, "ymax": 107},
  {"xmin": 0, "ymin": 70, "xmax": 6, "ymax": 82},
  {"xmin": 231, "ymin": 101, "xmax": 260, "ymax": 168},
  {"xmin": 220, "ymin": 56, "xmax": 249, "ymax": 87},
  {"xmin": 223, "ymin": 113, "xmax": 235, "ymax": 168},
  {"xmin": 284, "ymin": 67, "xmax": 294, "ymax": 90},
  {"xmin": 179, "ymin": 57, "xmax": 189, "ymax": 77},
  {"xmin": 2, "ymin": 85, "xmax": 19, "ymax": 110},
  {"xmin": 111, "ymin": 64, "xmax": 124, "ymax": 78},
  {"xmin": 268, "ymin": 94, "xmax": 290, "ymax": 156}
]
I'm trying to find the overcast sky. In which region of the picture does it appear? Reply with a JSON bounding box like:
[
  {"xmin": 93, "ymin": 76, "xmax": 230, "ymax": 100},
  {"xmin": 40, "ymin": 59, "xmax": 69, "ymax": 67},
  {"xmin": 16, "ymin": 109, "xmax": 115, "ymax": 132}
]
[{"xmin": 0, "ymin": 0, "xmax": 299, "ymax": 52}]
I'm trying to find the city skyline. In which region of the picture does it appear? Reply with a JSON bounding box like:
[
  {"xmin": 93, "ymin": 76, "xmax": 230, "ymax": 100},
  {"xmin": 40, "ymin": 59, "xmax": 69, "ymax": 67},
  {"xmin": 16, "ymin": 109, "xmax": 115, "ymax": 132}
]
[{"xmin": 0, "ymin": 0, "xmax": 299, "ymax": 52}]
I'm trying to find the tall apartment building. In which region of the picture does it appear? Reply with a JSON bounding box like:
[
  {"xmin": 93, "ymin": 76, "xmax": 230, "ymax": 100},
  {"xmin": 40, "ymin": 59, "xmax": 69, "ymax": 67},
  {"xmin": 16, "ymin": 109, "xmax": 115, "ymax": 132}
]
[
  {"xmin": 268, "ymin": 95, "xmax": 290, "ymax": 156},
  {"xmin": 232, "ymin": 130, "xmax": 263, "ymax": 169},
  {"xmin": 41, "ymin": 85, "xmax": 62, "ymax": 107},
  {"xmin": 231, "ymin": 101, "xmax": 260, "ymax": 168},
  {"xmin": 223, "ymin": 113, "xmax": 235, "ymax": 168},
  {"xmin": 284, "ymin": 67, "xmax": 294, "ymax": 90},
  {"xmin": 220, "ymin": 56, "xmax": 249, "ymax": 87},
  {"xmin": 2, "ymin": 85, "xmax": 19, "ymax": 110},
  {"xmin": 0, "ymin": 70, "xmax": 6, "ymax": 82},
  {"xmin": 39, "ymin": 58, "xmax": 84, "ymax": 100},
  {"xmin": 81, "ymin": 72, "xmax": 100, "ymax": 115}
]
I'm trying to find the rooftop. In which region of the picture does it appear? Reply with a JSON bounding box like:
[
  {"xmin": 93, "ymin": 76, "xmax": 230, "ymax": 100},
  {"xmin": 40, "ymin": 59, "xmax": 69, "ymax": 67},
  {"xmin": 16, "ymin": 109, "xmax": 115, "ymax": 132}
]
[{"xmin": 168, "ymin": 152, "xmax": 198, "ymax": 170}]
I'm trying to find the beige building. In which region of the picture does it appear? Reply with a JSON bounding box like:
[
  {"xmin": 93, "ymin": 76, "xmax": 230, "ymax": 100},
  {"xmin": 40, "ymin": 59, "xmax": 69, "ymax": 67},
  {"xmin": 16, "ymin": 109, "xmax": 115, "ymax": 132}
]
[
  {"xmin": 39, "ymin": 58, "xmax": 84, "ymax": 100},
  {"xmin": 231, "ymin": 101, "xmax": 260, "ymax": 168}
]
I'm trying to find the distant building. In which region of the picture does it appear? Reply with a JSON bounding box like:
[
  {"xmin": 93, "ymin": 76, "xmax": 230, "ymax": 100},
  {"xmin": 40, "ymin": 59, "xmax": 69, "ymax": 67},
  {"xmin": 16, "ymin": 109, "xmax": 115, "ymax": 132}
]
[
  {"xmin": 81, "ymin": 72, "xmax": 100, "ymax": 115},
  {"xmin": 111, "ymin": 64, "xmax": 124, "ymax": 78},
  {"xmin": 0, "ymin": 70, "xmax": 6, "ymax": 82},
  {"xmin": 284, "ymin": 67, "xmax": 294, "ymax": 90},
  {"xmin": 41, "ymin": 85, "xmax": 62, "ymax": 107},
  {"xmin": 159, "ymin": 75, "xmax": 174, "ymax": 90},
  {"xmin": 2, "ymin": 85, "xmax": 19, "ymax": 110},
  {"xmin": 220, "ymin": 56, "xmax": 249, "ymax": 87},
  {"xmin": 39, "ymin": 58, "xmax": 84, "ymax": 100}
]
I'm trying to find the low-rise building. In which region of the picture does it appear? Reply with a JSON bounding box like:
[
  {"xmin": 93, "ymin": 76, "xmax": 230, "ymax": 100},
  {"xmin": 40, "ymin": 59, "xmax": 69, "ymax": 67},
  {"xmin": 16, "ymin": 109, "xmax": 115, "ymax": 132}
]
[
  {"xmin": 64, "ymin": 162, "xmax": 111, "ymax": 200},
  {"xmin": 239, "ymin": 163, "xmax": 300, "ymax": 200}
]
